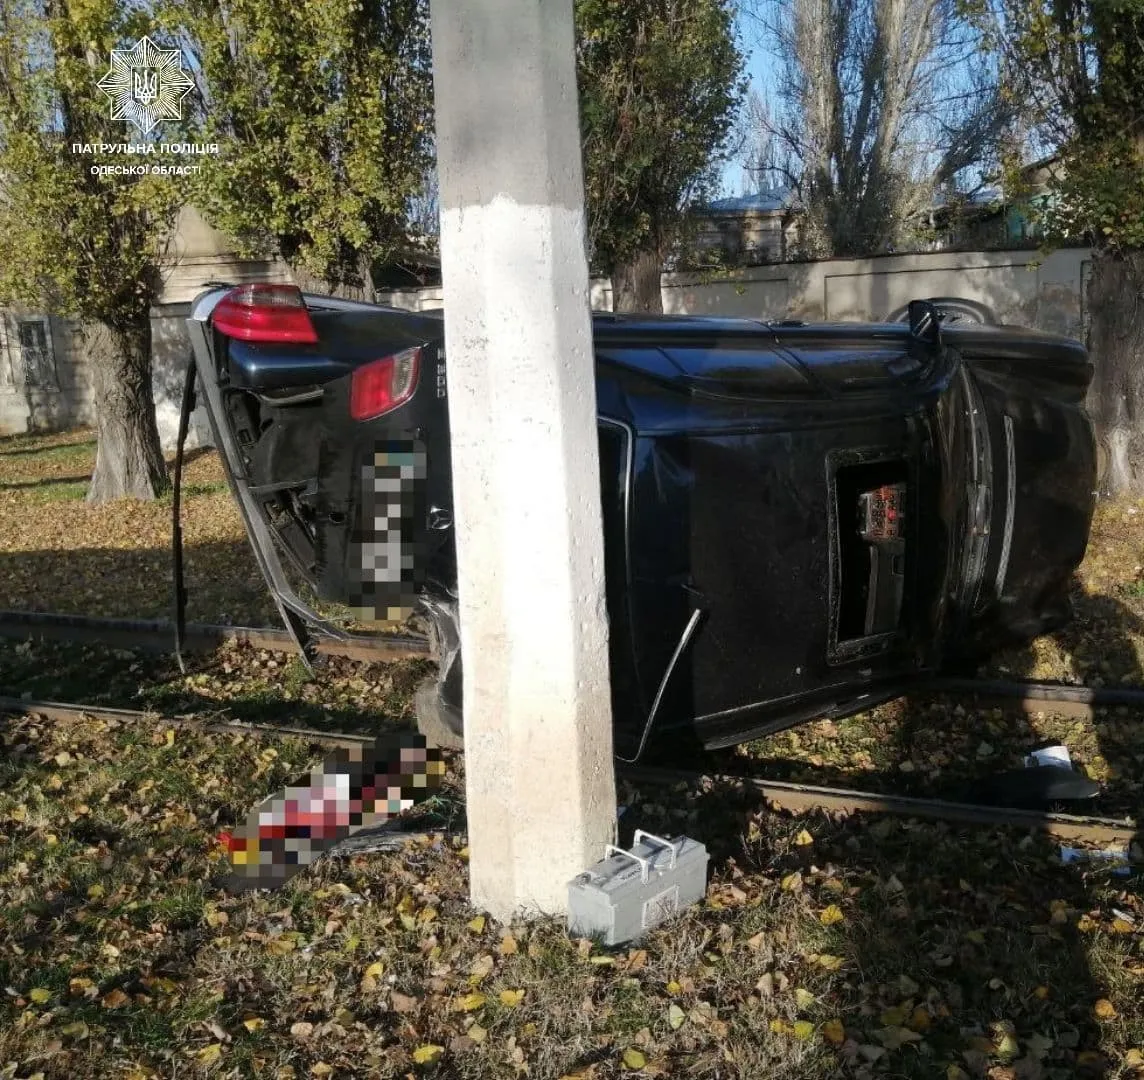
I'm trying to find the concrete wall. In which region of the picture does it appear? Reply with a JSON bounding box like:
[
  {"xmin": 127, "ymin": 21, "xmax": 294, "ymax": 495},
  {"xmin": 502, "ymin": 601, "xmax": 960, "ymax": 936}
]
[
  {"xmin": 380, "ymin": 245, "xmax": 1093, "ymax": 339},
  {"xmin": 1, "ymin": 243, "xmax": 1093, "ymax": 446},
  {"xmin": 0, "ymin": 204, "xmax": 288, "ymax": 445}
]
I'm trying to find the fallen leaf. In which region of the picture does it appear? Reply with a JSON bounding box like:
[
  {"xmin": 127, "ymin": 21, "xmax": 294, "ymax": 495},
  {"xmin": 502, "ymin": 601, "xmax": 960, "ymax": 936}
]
[
  {"xmin": 196, "ymin": 1044, "xmax": 223, "ymax": 1065},
  {"xmin": 456, "ymin": 992, "xmax": 487, "ymax": 1012},
  {"xmin": 468, "ymin": 1024, "xmax": 488, "ymax": 1044},
  {"xmin": 793, "ymin": 1021, "xmax": 815, "ymax": 1039},
  {"xmin": 1094, "ymin": 998, "xmax": 1118, "ymax": 1020},
  {"xmin": 242, "ymin": 1018, "xmax": 265, "ymax": 1033},
  {"xmin": 795, "ymin": 829, "xmax": 814, "ymax": 846},
  {"xmin": 290, "ymin": 1022, "xmax": 314, "ymax": 1039},
  {"xmin": 499, "ymin": 989, "xmax": 525, "ymax": 1007},
  {"xmin": 819, "ymin": 904, "xmax": 844, "ymax": 926},
  {"xmin": 467, "ymin": 915, "xmax": 486, "ymax": 933},
  {"xmin": 668, "ymin": 1003, "xmax": 685, "ymax": 1030},
  {"xmin": 823, "ymin": 1019, "xmax": 845, "ymax": 1045},
  {"xmin": 622, "ymin": 1047, "xmax": 647, "ymax": 1070},
  {"xmin": 28, "ymin": 988, "xmax": 51, "ymax": 1004},
  {"xmin": 816, "ymin": 954, "xmax": 844, "ymax": 971},
  {"xmin": 499, "ymin": 933, "xmax": 518, "ymax": 956},
  {"xmin": 795, "ymin": 988, "xmax": 816, "ymax": 1011},
  {"xmin": 781, "ymin": 872, "xmax": 803, "ymax": 892},
  {"xmin": 412, "ymin": 1044, "xmax": 444, "ymax": 1064},
  {"xmin": 364, "ymin": 962, "xmax": 384, "ymax": 979},
  {"xmin": 102, "ymin": 988, "xmax": 129, "ymax": 1009}
]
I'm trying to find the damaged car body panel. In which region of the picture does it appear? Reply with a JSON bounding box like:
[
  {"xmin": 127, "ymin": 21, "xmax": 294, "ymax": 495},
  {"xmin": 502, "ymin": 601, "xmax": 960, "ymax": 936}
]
[{"xmin": 185, "ymin": 288, "xmax": 1096, "ymax": 757}]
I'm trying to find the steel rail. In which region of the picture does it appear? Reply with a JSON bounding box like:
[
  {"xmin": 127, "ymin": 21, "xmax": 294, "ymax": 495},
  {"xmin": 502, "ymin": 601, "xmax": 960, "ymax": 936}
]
[
  {"xmin": 0, "ymin": 609, "xmax": 430, "ymax": 663},
  {"xmin": 0, "ymin": 694, "xmax": 378, "ymax": 749},
  {"xmin": 1, "ymin": 695, "xmax": 1136, "ymax": 849},
  {"xmin": 620, "ymin": 766, "xmax": 1137, "ymax": 846}
]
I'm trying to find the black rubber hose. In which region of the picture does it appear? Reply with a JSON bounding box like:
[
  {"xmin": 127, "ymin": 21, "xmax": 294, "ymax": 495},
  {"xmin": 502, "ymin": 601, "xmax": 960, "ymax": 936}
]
[{"xmin": 171, "ymin": 357, "xmax": 198, "ymax": 674}]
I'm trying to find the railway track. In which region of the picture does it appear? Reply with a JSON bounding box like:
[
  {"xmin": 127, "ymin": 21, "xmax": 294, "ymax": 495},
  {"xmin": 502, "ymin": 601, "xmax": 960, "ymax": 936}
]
[
  {"xmin": 0, "ymin": 609, "xmax": 430, "ymax": 662},
  {"xmin": 1, "ymin": 692, "xmax": 1138, "ymax": 850}
]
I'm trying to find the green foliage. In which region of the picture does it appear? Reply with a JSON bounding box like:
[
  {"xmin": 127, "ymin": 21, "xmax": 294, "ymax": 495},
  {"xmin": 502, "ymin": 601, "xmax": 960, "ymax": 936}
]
[
  {"xmin": 983, "ymin": 0, "xmax": 1144, "ymax": 250},
  {"xmin": 174, "ymin": 0, "xmax": 434, "ymax": 291},
  {"xmin": 575, "ymin": 0, "xmax": 746, "ymax": 273},
  {"xmin": 0, "ymin": 1, "xmax": 184, "ymax": 324}
]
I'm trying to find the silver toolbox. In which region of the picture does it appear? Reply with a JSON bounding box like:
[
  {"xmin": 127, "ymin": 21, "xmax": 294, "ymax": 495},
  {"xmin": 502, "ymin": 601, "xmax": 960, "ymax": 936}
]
[{"xmin": 567, "ymin": 830, "xmax": 709, "ymax": 946}]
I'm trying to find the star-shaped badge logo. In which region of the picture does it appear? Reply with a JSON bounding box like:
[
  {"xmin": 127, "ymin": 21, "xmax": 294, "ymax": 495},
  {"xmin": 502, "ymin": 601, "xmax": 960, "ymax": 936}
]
[{"xmin": 97, "ymin": 36, "xmax": 194, "ymax": 136}]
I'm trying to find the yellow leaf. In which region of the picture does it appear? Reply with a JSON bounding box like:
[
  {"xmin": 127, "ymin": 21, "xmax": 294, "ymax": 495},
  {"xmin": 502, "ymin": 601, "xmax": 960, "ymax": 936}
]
[
  {"xmin": 769, "ymin": 1019, "xmax": 792, "ymax": 1034},
  {"xmin": 793, "ymin": 1020, "xmax": 815, "ymax": 1040},
  {"xmin": 412, "ymin": 1044, "xmax": 444, "ymax": 1065},
  {"xmin": 668, "ymin": 1003, "xmax": 685, "ymax": 1029},
  {"xmin": 819, "ymin": 904, "xmax": 844, "ymax": 926},
  {"xmin": 456, "ymin": 992, "xmax": 487, "ymax": 1012},
  {"xmin": 102, "ymin": 988, "xmax": 129, "ymax": 1009},
  {"xmin": 794, "ymin": 829, "xmax": 814, "ymax": 846},
  {"xmin": 1077, "ymin": 915, "xmax": 1097, "ymax": 933},
  {"xmin": 780, "ymin": 872, "xmax": 803, "ymax": 892},
  {"xmin": 1033, "ymin": 985, "xmax": 1049, "ymax": 1000},
  {"xmin": 364, "ymin": 962, "xmax": 384, "ymax": 979},
  {"xmin": 1094, "ymin": 998, "xmax": 1118, "ymax": 1020},
  {"xmin": 242, "ymin": 1017, "xmax": 265, "ymax": 1032},
  {"xmin": 621, "ymin": 1047, "xmax": 647, "ymax": 1070},
  {"xmin": 965, "ymin": 930, "xmax": 986, "ymax": 944},
  {"xmin": 1124, "ymin": 1048, "xmax": 1144, "ymax": 1067},
  {"xmin": 823, "ymin": 1019, "xmax": 845, "ymax": 1045},
  {"xmin": 205, "ymin": 909, "xmax": 228, "ymax": 928},
  {"xmin": 1112, "ymin": 918, "xmax": 1135, "ymax": 934},
  {"xmin": 87, "ymin": 884, "xmax": 105, "ymax": 899},
  {"xmin": 467, "ymin": 916, "xmax": 486, "ymax": 933},
  {"xmin": 418, "ymin": 906, "xmax": 437, "ymax": 924},
  {"xmin": 499, "ymin": 933, "xmax": 518, "ymax": 956},
  {"xmin": 311, "ymin": 1065, "xmax": 333, "ymax": 1078},
  {"xmin": 908, "ymin": 1006, "xmax": 931, "ymax": 1032},
  {"xmin": 498, "ymin": 989, "xmax": 525, "ymax": 1007},
  {"xmin": 165, "ymin": 729, "xmax": 176, "ymax": 747},
  {"xmin": 60, "ymin": 1021, "xmax": 89, "ymax": 1038},
  {"xmin": 468, "ymin": 1024, "xmax": 487, "ymax": 1044},
  {"xmin": 666, "ymin": 980, "xmax": 682, "ymax": 995},
  {"xmin": 880, "ymin": 1005, "xmax": 908, "ymax": 1027},
  {"xmin": 196, "ymin": 1044, "xmax": 222, "ymax": 1065},
  {"xmin": 816, "ymin": 954, "xmax": 844, "ymax": 971},
  {"xmin": 795, "ymin": 988, "xmax": 816, "ymax": 1011},
  {"xmin": 28, "ymin": 988, "xmax": 51, "ymax": 1004}
]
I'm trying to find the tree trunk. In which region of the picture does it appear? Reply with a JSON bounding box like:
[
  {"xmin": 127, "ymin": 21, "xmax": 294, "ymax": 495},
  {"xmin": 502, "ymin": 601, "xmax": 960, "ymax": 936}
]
[
  {"xmin": 85, "ymin": 316, "xmax": 169, "ymax": 503},
  {"xmin": 612, "ymin": 249, "xmax": 664, "ymax": 313},
  {"xmin": 1086, "ymin": 247, "xmax": 1144, "ymax": 496}
]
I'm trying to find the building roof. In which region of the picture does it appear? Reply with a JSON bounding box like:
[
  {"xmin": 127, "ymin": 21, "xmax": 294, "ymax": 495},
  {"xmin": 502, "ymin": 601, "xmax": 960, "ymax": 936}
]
[{"xmin": 700, "ymin": 189, "xmax": 797, "ymax": 214}]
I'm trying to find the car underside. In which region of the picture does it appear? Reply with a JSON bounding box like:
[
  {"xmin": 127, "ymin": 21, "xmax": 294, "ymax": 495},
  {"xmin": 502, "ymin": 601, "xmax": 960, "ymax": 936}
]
[{"xmin": 184, "ymin": 286, "xmax": 1096, "ymax": 760}]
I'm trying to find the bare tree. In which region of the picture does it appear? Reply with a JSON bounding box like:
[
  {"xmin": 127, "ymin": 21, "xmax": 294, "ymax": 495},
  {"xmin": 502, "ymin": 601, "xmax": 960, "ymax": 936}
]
[{"xmin": 744, "ymin": 0, "xmax": 1013, "ymax": 257}]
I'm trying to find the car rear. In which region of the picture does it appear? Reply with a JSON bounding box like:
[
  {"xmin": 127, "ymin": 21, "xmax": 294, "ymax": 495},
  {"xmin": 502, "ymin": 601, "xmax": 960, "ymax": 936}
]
[{"xmin": 188, "ymin": 284, "xmax": 450, "ymax": 624}]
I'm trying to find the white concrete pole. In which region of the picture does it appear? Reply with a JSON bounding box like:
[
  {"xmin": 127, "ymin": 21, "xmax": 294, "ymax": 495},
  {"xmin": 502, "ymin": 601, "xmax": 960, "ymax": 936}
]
[{"xmin": 429, "ymin": 0, "xmax": 618, "ymax": 917}]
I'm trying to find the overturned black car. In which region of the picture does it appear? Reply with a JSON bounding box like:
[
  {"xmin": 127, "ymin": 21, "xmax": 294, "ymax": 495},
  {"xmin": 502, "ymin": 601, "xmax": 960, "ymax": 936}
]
[{"xmin": 184, "ymin": 286, "xmax": 1096, "ymax": 759}]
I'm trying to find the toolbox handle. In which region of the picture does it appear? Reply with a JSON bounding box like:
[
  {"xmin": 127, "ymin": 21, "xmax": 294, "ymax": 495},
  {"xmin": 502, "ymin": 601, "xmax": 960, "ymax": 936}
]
[
  {"xmin": 604, "ymin": 844, "xmax": 651, "ymax": 884},
  {"xmin": 634, "ymin": 830, "xmax": 678, "ymax": 870}
]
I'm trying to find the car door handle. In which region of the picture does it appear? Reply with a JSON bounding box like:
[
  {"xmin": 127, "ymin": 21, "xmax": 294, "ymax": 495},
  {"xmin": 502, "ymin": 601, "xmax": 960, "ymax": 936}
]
[{"xmin": 428, "ymin": 507, "xmax": 452, "ymax": 530}]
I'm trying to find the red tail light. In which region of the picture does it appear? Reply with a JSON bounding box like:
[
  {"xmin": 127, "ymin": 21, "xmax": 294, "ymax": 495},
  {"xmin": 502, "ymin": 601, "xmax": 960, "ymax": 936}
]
[
  {"xmin": 211, "ymin": 284, "xmax": 318, "ymax": 344},
  {"xmin": 350, "ymin": 347, "xmax": 421, "ymax": 421}
]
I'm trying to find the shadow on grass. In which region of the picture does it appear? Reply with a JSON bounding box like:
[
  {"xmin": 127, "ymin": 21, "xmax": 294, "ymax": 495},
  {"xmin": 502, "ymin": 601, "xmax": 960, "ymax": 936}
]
[{"xmin": 0, "ymin": 538, "xmax": 276, "ymax": 625}]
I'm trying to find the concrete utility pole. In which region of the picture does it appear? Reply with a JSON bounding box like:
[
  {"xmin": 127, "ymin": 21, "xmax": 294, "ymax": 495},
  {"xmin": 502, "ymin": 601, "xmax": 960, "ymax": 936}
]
[{"xmin": 429, "ymin": 0, "xmax": 618, "ymax": 917}]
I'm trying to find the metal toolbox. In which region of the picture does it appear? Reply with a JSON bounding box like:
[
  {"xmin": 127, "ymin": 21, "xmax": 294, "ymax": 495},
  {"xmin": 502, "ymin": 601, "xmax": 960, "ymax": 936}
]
[{"xmin": 567, "ymin": 831, "xmax": 709, "ymax": 946}]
